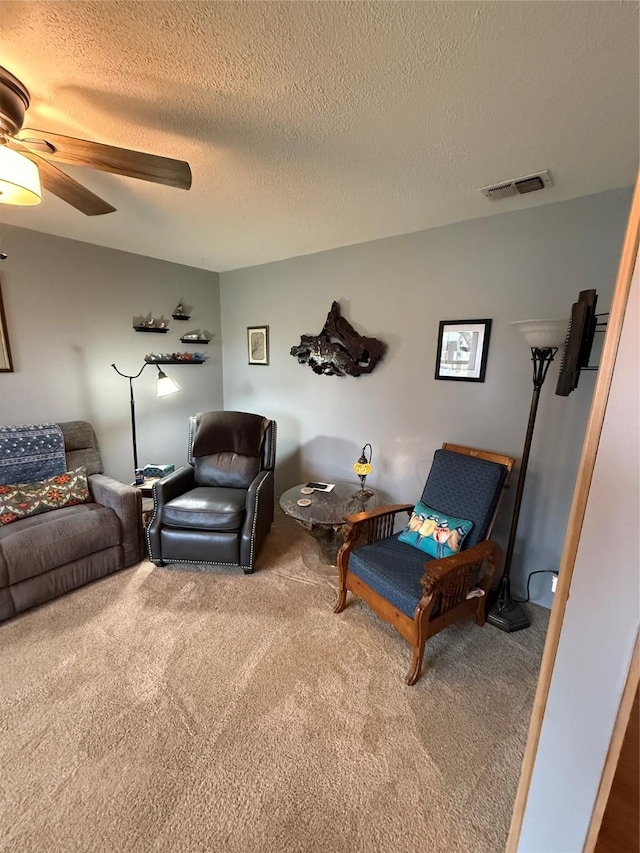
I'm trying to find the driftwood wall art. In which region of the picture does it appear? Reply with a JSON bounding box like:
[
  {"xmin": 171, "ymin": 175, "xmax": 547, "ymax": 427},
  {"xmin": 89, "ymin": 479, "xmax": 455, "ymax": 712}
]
[{"xmin": 290, "ymin": 301, "xmax": 386, "ymax": 377}]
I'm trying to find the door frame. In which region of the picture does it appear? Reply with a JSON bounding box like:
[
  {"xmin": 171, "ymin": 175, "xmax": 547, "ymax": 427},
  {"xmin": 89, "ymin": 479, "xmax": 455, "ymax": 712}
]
[{"xmin": 506, "ymin": 173, "xmax": 640, "ymax": 851}]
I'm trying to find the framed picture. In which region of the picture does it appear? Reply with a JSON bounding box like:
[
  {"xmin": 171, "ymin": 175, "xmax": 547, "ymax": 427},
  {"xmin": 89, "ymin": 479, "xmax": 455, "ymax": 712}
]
[
  {"xmin": 435, "ymin": 319, "xmax": 492, "ymax": 382},
  {"xmin": 0, "ymin": 284, "xmax": 13, "ymax": 373},
  {"xmin": 247, "ymin": 325, "xmax": 269, "ymax": 365}
]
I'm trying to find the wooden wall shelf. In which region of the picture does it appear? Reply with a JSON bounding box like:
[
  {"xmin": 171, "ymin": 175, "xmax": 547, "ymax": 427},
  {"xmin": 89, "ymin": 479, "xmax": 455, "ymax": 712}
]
[{"xmin": 144, "ymin": 358, "xmax": 205, "ymax": 365}]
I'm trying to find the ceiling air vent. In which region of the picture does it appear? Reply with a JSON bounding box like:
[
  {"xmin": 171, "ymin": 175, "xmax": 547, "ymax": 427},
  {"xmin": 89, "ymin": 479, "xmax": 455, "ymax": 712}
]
[{"xmin": 480, "ymin": 170, "xmax": 552, "ymax": 200}]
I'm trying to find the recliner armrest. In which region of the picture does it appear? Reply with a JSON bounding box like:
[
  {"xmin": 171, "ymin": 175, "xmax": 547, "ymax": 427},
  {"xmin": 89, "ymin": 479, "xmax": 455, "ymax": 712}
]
[
  {"xmin": 152, "ymin": 466, "xmax": 195, "ymax": 507},
  {"xmin": 88, "ymin": 473, "xmax": 143, "ymax": 566},
  {"xmin": 244, "ymin": 468, "xmax": 272, "ymax": 512},
  {"xmin": 240, "ymin": 469, "xmax": 275, "ymax": 571},
  {"xmin": 146, "ymin": 467, "xmax": 196, "ymax": 566}
]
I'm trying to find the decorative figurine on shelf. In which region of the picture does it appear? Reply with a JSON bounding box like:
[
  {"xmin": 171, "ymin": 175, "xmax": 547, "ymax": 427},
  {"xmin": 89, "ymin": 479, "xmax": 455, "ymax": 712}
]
[
  {"xmin": 172, "ymin": 302, "xmax": 191, "ymax": 320},
  {"xmin": 144, "ymin": 352, "xmax": 209, "ymax": 363},
  {"xmin": 133, "ymin": 314, "xmax": 171, "ymax": 332},
  {"xmin": 180, "ymin": 329, "xmax": 213, "ymax": 344},
  {"xmin": 353, "ymin": 443, "xmax": 373, "ymax": 492}
]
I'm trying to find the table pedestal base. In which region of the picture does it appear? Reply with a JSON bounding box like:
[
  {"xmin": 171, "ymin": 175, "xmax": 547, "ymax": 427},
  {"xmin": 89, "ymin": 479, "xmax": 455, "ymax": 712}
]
[
  {"xmin": 279, "ymin": 483, "xmax": 377, "ymax": 567},
  {"xmin": 301, "ymin": 522, "xmax": 346, "ymax": 566}
]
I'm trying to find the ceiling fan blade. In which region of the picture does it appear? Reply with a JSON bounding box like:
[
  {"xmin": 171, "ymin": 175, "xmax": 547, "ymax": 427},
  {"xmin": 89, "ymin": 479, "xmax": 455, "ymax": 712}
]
[
  {"xmin": 7, "ymin": 141, "xmax": 116, "ymax": 215},
  {"xmin": 20, "ymin": 129, "xmax": 192, "ymax": 190}
]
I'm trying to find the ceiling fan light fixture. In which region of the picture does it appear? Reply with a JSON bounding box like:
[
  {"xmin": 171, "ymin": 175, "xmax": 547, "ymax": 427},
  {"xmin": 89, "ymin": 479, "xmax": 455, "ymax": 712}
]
[{"xmin": 0, "ymin": 144, "xmax": 41, "ymax": 205}]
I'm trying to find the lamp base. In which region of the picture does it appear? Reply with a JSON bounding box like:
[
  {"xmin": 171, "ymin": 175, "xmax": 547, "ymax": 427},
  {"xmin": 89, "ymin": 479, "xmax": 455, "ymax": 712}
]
[{"xmin": 487, "ymin": 577, "xmax": 531, "ymax": 633}]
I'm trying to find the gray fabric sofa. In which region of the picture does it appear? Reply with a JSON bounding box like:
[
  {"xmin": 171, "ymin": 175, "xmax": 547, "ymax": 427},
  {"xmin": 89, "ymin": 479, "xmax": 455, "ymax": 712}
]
[{"xmin": 0, "ymin": 420, "xmax": 143, "ymax": 622}]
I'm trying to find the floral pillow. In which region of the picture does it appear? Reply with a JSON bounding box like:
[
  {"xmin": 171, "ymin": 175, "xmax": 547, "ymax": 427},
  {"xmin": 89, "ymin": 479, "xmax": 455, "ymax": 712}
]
[
  {"xmin": 398, "ymin": 501, "xmax": 473, "ymax": 560},
  {"xmin": 0, "ymin": 466, "xmax": 90, "ymax": 526}
]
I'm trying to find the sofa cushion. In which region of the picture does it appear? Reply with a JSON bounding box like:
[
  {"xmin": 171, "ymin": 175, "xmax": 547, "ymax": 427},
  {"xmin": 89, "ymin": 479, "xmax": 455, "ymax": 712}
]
[
  {"xmin": 58, "ymin": 421, "xmax": 103, "ymax": 476},
  {"xmin": 0, "ymin": 502, "xmax": 121, "ymax": 586},
  {"xmin": 0, "ymin": 467, "xmax": 89, "ymax": 526},
  {"xmin": 10, "ymin": 547, "xmax": 123, "ymax": 615},
  {"xmin": 162, "ymin": 487, "xmax": 247, "ymax": 531}
]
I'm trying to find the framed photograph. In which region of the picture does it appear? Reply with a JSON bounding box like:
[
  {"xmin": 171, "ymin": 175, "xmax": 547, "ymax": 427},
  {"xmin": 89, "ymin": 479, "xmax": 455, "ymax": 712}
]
[
  {"xmin": 247, "ymin": 325, "xmax": 269, "ymax": 365},
  {"xmin": 435, "ymin": 319, "xmax": 492, "ymax": 382},
  {"xmin": 0, "ymin": 284, "xmax": 13, "ymax": 373}
]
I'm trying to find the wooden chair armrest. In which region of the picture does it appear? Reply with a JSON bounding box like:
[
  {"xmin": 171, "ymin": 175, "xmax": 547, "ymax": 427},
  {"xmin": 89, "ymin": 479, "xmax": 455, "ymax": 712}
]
[
  {"xmin": 420, "ymin": 540, "xmax": 503, "ymax": 594},
  {"xmin": 338, "ymin": 504, "xmax": 414, "ymax": 564},
  {"xmin": 343, "ymin": 503, "xmax": 414, "ymax": 527}
]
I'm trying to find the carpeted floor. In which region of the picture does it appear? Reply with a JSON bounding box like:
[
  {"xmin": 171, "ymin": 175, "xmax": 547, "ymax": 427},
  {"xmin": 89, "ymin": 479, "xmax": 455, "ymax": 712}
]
[{"xmin": 0, "ymin": 510, "xmax": 548, "ymax": 853}]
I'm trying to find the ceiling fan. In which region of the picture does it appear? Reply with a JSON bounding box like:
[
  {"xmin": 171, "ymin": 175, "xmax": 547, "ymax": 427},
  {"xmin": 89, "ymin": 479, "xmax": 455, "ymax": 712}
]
[{"xmin": 0, "ymin": 65, "xmax": 192, "ymax": 215}]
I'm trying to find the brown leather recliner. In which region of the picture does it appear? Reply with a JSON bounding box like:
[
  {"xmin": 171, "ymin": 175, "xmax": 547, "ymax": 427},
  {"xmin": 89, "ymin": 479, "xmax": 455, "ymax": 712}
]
[{"xmin": 146, "ymin": 411, "xmax": 276, "ymax": 573}]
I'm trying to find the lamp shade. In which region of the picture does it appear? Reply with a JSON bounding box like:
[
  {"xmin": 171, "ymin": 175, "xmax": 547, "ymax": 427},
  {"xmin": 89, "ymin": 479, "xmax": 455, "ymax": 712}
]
[
  {"xmin": 511, "ymin": 319, "xmax": 568, "ymax": 349},
  {"xmin": 0, "ymin": 145, "xmax": 42, "ymax": 205},
  {"xmin": 156, "ymin": 369, "xmax": 181, "ymax": 397}
]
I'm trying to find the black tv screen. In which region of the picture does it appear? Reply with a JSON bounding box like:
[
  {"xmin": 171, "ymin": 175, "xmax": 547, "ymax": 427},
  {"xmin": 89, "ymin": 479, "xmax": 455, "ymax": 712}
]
[{"xmin": 556, "ymin": 289, "xmax": 598, "ymax": 396}]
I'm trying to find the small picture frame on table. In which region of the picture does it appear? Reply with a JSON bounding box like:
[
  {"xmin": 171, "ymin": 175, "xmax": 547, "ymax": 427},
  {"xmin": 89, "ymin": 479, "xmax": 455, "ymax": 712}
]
[
  {"xmin": 435, "ymin": 319, "xmax": 492, "ymax": 382},
  {"xmin": 247, "ymin": 325, "xmax": 269, "ymax": 365}
]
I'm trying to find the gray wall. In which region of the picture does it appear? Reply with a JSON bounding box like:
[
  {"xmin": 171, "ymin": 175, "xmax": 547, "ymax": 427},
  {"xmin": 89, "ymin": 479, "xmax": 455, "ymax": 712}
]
[
  {"xmin": 0, "ymin": 225, "xmax": 223, "ymax": 484},
  {"xmin": 517, "ymin": 209, "xmax": 639, "ymax": 852},
  {"xmin": 220, "ymin": 188, "xmax": 632, "ymax": 606}
]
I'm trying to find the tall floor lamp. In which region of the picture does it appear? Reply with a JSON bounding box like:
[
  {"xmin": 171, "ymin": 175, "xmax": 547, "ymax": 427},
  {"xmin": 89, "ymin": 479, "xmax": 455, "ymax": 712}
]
[
  {"xmin": 111, "ymin": 362, "xmax": 180, "ymax": 475},
  {"xmin": 487, "ymin": 318, "xmax": 568, "ymax": 633}
]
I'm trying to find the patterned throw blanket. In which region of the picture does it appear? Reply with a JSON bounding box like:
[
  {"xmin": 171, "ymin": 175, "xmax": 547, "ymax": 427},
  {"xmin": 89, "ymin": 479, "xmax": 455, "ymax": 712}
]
[{"xmin": 0, "ymin": 423, "xmax": 67, "ymax": 485}]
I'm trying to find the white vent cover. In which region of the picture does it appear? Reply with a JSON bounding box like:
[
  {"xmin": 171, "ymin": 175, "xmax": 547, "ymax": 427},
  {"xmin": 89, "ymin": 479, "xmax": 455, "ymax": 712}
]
[{"xmin": 480, "ymin": 170, "xmax": 553, "ymax": 200}]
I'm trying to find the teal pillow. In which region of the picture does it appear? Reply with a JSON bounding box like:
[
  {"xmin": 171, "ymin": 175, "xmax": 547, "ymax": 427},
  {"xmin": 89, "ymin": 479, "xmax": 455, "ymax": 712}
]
[{"xmin": 398, "ymin": 502, "xmax": 473, "ymax": 560}]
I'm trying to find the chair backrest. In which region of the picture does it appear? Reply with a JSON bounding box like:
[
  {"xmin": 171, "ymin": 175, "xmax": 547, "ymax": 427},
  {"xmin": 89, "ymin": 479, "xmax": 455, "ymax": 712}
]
[
  {"xmin": 188, "ymin": 411, "xmax": 275, "ymax": 489},
  {"xmin": 420, "ymin": 444, "xmax": 514, "ymax": 550}
]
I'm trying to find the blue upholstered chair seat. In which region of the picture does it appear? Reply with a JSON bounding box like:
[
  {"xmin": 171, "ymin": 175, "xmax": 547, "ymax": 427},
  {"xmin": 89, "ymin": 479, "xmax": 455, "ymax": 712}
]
[
  {"xmin": 349, "ymin": 534, "xmax": 428, "ymax": 619},
  {"xmin": 162, "ymin": 487, "xmax": 247, "ymax": 531}
]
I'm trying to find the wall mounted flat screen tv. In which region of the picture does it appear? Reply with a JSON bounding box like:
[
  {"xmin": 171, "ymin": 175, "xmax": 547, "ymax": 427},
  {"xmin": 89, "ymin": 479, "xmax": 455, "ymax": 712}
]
[{"xmin": 556, "ymin": 289, "xmax": 598, "ymax": 396}]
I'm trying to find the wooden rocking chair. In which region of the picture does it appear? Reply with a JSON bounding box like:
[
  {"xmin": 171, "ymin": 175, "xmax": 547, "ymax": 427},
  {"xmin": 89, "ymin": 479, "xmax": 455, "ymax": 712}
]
[{"xmin": 334, "ymin": 443, "xmax": 514, "ymax": 685}]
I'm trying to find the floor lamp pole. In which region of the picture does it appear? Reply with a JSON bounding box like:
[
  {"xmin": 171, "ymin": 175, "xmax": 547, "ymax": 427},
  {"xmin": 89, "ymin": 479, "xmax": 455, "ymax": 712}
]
[
  {"xmin": 128, "ymin": 374, "xmax": 139, "ymax": 471},
  {"xmin": 112, "ymin": 362, "xmax": 149, "ymax": 475},
  {"xmin": 488, "ymin": 345, "xmax": 558, "ymax": 632}
]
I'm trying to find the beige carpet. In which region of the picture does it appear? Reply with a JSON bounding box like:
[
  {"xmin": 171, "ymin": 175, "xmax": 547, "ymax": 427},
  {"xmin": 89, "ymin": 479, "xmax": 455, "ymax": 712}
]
[{"xmin": 0, "ymin": 510, "xmax": 548, "ymax": 853}]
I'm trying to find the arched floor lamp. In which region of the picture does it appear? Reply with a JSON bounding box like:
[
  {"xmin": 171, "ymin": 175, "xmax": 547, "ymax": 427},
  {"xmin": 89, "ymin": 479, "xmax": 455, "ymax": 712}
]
[
  {"xmin": 112, "ymin": 362, "xmax": 180, "ymax": 475},
  {"xmin": 488, "ymin": 318, "xmax": 568, "ymax": 632}
]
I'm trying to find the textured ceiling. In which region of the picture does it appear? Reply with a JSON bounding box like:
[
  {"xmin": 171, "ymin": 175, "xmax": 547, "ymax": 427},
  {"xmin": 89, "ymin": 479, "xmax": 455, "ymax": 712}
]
[{"xmin": 0, "ymin": 1, "xmax": 638, "ymax": 272}]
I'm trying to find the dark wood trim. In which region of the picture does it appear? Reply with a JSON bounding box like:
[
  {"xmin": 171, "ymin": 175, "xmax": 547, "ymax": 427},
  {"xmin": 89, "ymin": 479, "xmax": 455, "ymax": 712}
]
[{"xmin": 0, "ymin": 282, "xmax": 13, "ymax": 373}]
